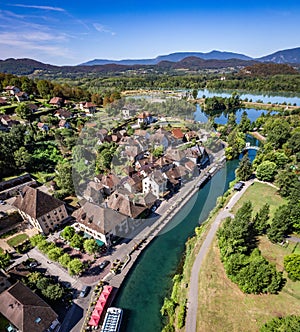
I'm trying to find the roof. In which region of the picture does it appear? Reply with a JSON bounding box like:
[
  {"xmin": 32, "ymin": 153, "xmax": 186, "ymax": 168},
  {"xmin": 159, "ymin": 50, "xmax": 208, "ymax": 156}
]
[
  {"xmin": 137, "ymin": 111, "xmax": 151, "ymax": 119},
  {"xmin": 12, "ymin": 186, "xmax": 65, "ymax": 219},
  {"xmin": 84, "ymin": 102, "xmax": 97, "ymax": 108},
  {"xmin": 73, "ymin": 202, "xmax": 127, "ymax": 234},
  {"xmin": 107, "ymin": 189, "xmax": 147, "ymax": 218},
  {"xmin": 49, "ymin": 97, "xmax": 63, "ymax": 104},
  {"xmin": 54, "ymin": 109, "xmax": 72, "ymax": 118},
  {"xmin": 172, "ymin": 128, "xmax": 184, "ymax": 139},
  {"xmin": 94, "ymin": 173, "xmax": 120, "ymax": 189},
  {"xmin": 150, "ymin": 170, "xmax": 167, "ymax": 185},
  {"xmin": 0, "ymin": 281, "xmax": 58, "ymax": 332}
]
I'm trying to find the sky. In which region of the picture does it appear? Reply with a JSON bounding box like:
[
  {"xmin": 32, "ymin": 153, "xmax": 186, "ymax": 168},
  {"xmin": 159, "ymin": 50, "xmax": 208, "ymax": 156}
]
[{"xmin": 0, "ymin": 0, "xmax": 300, "ymax": 65}]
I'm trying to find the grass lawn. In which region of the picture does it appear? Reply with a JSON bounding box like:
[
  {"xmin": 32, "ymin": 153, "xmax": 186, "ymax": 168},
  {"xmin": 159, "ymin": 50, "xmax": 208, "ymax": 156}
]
[
  {"xmin": 7, "ymin": 233, "xmax": 28, "ymax": 247},
  {"xmin": 197, "ymin": 237, "xmax": 300, "ymax": 332},
  {"xmin": 231, "ymin": 181, "xmax": 285, "ymax": 219}
]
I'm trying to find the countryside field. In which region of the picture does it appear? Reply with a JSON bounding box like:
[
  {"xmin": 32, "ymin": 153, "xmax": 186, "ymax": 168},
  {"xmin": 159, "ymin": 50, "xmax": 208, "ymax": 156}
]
[{"xmin": 196, "ymin": 181, "xmax": 300, "ymax": 332}]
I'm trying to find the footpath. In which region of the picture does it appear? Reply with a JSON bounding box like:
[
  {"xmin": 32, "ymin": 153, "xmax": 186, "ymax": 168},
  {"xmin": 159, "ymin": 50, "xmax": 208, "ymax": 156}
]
[{"xmin": 185, "ymin": 178, "xmax": 254, "ymax": 332}]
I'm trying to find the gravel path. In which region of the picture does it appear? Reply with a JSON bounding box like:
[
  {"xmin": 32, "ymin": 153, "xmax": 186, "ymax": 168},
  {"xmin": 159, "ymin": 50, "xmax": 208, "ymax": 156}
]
[{"xmin": 185, "ymin": 179, "xmax": 254, "ymax": 332}]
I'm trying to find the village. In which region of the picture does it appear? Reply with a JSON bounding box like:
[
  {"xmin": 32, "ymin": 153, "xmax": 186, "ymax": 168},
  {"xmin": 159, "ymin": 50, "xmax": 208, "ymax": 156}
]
[{"xmin": 0, "ymin": 84, "xmax": 223, "ymax": 332}]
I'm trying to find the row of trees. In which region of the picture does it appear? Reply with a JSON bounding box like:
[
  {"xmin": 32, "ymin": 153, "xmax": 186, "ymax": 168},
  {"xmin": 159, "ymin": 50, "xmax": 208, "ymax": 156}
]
[
  {"xmin": 204, "ymin": 93, "xmax": 243, "ymax": 115},
  {"xmin": 217, "ymin": 202, "xmax": 285, "ymax": 294},
  {"xmin": 30, "ymin": 234, "xmax": 84, "ymax": 275}
]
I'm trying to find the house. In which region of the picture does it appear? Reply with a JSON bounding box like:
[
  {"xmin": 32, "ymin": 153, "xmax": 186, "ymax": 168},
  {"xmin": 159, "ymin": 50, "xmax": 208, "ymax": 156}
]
[
  {"xmin": 148, "ymin": 133, "xmax": 170, "ymax": 150},
  {"xmin": 153, "ymin": 156, "xmax": 173, "ymax": 173},
  {"xmin": 107, "ymin": 188, "xmax": 147, "ymax": 219},
  {"xmin": 49, "ymin": 97, "xmax": 64, "ymax": 107},
  {"xmin": 37, "ymin": 122, "xmax": 49, "ymax": 131},
  {"xmin": 171, "ymin": 128, "xmax": 184, "ymax": 140},
  {"xmin": 5, "ymin": 86, "xmax": 20, "ymax": 95},
  {"xmin": 142, "ymin": 170, "xmax": 169, "ymax": 199},
  {"xmin": 54, "ymin": 109, "xmax": 72, "ymax": 120},
  {"xmin": 184, "ymin": 160, "xmax": 199, "ymax": 177},
  {"xmin": 137, "ymin": 111, "xmax": 153, "ymax": 125},
  {"xmin": 122, "ymin": 174, "xmax": 143, "ymax": 193},
  {"xmin": 83, "ymin": 181, "xmax": 105, "ymax": 205},
  {"xmin": 165, "ymin": 166, "xmax": 181, "ymax": 191},
  {"xmin": 122, "ymin": 105, "xmax": 137, "ymax": 118},
  {"xmin": 94, "ymin": 173, "xmax": 120, "ymax": 196},
  {"xmin": 15, "ymin": 91, "xmax": 28, "ymax": 102},
  {"xmin": 184, "ymin": 131, "xmax": 199, "ymax": 142},
  {"xmin": 165, "ymin": 148, "xmax": 185, "ymax": 165},
  {"xmin": 0, "ymin": 97, "xmax": 7, "ymax": 105},
  {"xmin": 12, "ymin": 186, "xmax": 68, "ymax": 234},
  {"xmin": 0, "ymin": 281, "xmax": 59, "ymax": 332},
  {"xmin": 72, "ymin": 201, "xmax": 128, "ymax": 245},
  {"xmin": 58, "ymin": 119, "xmax": 71, "ymax": 129},
  {"xmin": 0, "ymin": 115, "xmax": 20, "ymax": 128},
  {"xmin": 79, "ymin": 102, "xmax": 97, "ymax": 114}
]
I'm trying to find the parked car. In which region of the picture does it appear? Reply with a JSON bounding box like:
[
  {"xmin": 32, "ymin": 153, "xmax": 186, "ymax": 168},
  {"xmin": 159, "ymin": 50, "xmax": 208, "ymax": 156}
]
[
  {"xmin": 0, "ymin": 200, "xmax": 6, "ymax": 205},
  {"xmin": 79, "ymin": 286, "xmax": 90, "ymax": 298},
  {"xmin": 99, "ymin": 260, "xmax": 110, "ymax": 270}
]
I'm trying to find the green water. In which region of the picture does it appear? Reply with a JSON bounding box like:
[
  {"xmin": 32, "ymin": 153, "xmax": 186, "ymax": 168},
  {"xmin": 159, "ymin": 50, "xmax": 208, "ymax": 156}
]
[{"xmin": 114, "ymin": 159, "xmax": 239, "ymax": 331}]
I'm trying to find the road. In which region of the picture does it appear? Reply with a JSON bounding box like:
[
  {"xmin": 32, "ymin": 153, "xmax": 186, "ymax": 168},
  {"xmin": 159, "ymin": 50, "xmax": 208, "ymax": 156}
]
[{"xmin": 185, "ymin": 179, "xmax": 254, "ymax": 332}]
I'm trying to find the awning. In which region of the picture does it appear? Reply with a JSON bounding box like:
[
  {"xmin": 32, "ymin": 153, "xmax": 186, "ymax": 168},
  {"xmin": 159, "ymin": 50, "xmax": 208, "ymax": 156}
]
[{"xmin": 88, "ymin": 316, "xmax": 100, "ymax": 326}]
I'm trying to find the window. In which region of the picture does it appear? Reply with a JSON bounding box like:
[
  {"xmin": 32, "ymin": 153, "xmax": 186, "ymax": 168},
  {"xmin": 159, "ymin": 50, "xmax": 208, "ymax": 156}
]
[{"xmin": 35, "ymin": 317, "xmax": 42, "ymax": 324}]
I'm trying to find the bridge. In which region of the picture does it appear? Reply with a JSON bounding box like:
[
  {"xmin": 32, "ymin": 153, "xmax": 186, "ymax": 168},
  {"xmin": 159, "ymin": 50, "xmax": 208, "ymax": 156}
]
[{"xmin": 243, "ymin": 142, "xmax": 260, "ymax": 152}]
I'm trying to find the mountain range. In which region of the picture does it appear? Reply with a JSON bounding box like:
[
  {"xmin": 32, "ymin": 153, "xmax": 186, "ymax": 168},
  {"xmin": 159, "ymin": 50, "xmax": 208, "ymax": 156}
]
[
  {"xmin": 81, "ymin": 47, "xmax": 300, "ymax": 66},
  {"xmin": 0, "ymin": 47, "xmax": 299, "ymax": 77}
]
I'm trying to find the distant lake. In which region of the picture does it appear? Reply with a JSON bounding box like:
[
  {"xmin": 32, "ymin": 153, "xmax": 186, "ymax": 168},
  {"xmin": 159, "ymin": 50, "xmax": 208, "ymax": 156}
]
[
  {"xmin": 197, "ymin": 88, "xmax": 300, "ymax": 106},
  {"xmin": 194, "ymin": 104, "xmax": 276, "ymax": 125}
]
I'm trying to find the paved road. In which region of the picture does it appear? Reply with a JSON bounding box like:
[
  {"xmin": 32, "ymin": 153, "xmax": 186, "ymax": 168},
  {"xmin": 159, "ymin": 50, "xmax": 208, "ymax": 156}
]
[{"xmin": 185, "ymin": 179, "xmax": 254, "ymax": 332}]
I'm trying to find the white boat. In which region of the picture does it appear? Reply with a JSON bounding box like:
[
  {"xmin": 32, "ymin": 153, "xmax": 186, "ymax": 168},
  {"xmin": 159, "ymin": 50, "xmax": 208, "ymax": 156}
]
[{"xmin": 101, "ymin": 307, "xmax": 123, "ymax": 332}]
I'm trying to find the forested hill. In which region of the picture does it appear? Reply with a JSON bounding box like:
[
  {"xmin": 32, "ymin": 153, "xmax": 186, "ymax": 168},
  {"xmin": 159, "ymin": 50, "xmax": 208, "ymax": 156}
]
[{"xmin": 240, "ymin": 63, "xmax": 299, "ymax": 76}]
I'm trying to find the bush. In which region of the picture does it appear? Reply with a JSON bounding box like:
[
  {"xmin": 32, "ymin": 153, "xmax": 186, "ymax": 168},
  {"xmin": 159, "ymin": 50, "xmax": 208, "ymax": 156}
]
[
  {"xmin": 59, "ymin": 253, "xmax": 71, "ymax": 268},
  {"xmin": 177, "ymin": 303, "xmax": 186, "ymax": 329},
  {"xmin": 284, "ymin": 254, "xmax": 300, "ymax": 281},
  {"xmin": 260, "ymin": 315, "xmax": 300, "ymax": 331}
]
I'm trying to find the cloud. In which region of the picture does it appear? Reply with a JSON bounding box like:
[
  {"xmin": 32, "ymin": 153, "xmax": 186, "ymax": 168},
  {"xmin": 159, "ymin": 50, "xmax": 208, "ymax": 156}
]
[
  {"xmin": 93, "ymin": 23, "xmax": 116, "ymax": 36},
  {"xmin": 12, "ymin": 4, "xmax": 65, "ymax": 12}
]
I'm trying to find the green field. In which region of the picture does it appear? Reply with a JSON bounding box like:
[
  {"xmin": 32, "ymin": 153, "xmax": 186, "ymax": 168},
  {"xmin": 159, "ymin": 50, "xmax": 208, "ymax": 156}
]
[
  {"xmin": 7, "ymin": 234, "xmax": 28, "ymax": 247},
  {"xmin": 197, "ymin": 238, "xmax": 300, "ymax": 332},
  {"xmin": 231, "ymin": 181, "xmax": 285, "ymax": 218},
  {"xmin": 195, "ymin": 180, "xmax": 299, "ymax": 332}
]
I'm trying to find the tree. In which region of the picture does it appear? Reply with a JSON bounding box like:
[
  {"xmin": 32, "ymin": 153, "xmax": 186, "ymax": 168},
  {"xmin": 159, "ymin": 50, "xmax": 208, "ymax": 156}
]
[
  {"xmin": 235, "ymin": 155, "xmax": 253, "ymax": 181},
  {"xmin": 27, "ymin": 272, "xmax": 42, "ymax": 287},
  {"xmin": 276, "ymin": 168, "xmax": 299, "ymax": 198},
  {"xmin": 253, "ymin": 203, "xmax": 270, "ymax": 235},
  {"xmin": 265, "ymin": 118, "xmax": 290, "ymax": 149},
  {"xmin": 256, "ymin": 161, "xmax": 277, "ymax": 182},
  {"xmin": 260, "ymin": 315, "xmax": 300, "ymax": 332},
  {"xmin": 83, "ymin": 239, "xmax": 99, "ymax": 255},
  {"xmin": 30, "ymin": 234, "xmax": 46, "ymax": 247},
  {"xmin": 152, "ymin": 145, "xmax": 164, "ymax": 158},
  {"xmin": 192, "ymin": 89, "xmax": 198, "ymax": 99},
  {"xmin": 60, "ymin": 226, "xmax": 75, "ymax": 241},
  {"xmin": 59, "ymin": 253, "xmax": 71, "ymax": 268},
  {"xmin": 68, "ymin": 258, "xmax": 84, "ymax": 276},
  {"xmin": 47, "ymin": 247, "xmax": 63, "ymax": 261},
  {"xmin": 284, "ymin": 254, "xmax": 300, "ymax": 281},
  {"xmin": 0, "ymin": 252, "xmax": 11, "ymax": 269},
  {"xmin": 267, "ymin": 205, "xmax": 292, "ymax": 243},
  {"xmin": 14, "ymin": 147, "xmax": 31, "ymax": 169},
  {"xmin": 239, "ymin": 111, "xmax": 251, "ymax": 133},
  {"xmin": 225, "ymin": 129, "xmax": 245, "ymax": 160},
  {"xmin": 36, "ymin": 277, "xmax": 50, "ymax": 290},
  {"xmin": 69, "ymin": 233, "xmax": 83, "ymax": 249},
  {"xmin": 37, "ymin": 79, "xmax": 53, "ymax": 98},
  {"xmin": 42, "ymin": 284, "xmax": 64, "ymax": 301},
  {"xmin": 15, "ymin": 102, "xmax": 31, "ymax": 120},
  {"xmin": 55, "ymin": 161, "xmax": 75, "ymax": 196}
]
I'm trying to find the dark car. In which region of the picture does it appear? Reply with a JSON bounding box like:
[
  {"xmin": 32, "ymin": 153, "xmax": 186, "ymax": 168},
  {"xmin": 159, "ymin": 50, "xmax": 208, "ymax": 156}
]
[
  {"xmin": 79, "ymin": 286, "xmax": 90, "ymax": 298},
  {"xmin": 99, "ymin": 260, "xmax": 109, "ymax": 270}
]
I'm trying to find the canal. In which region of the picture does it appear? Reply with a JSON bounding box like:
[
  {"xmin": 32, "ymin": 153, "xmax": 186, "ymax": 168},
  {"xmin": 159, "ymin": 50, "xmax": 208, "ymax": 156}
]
[{"xmin": 114, "ymin": 158, "xmax": 240, "ymax": 331}]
